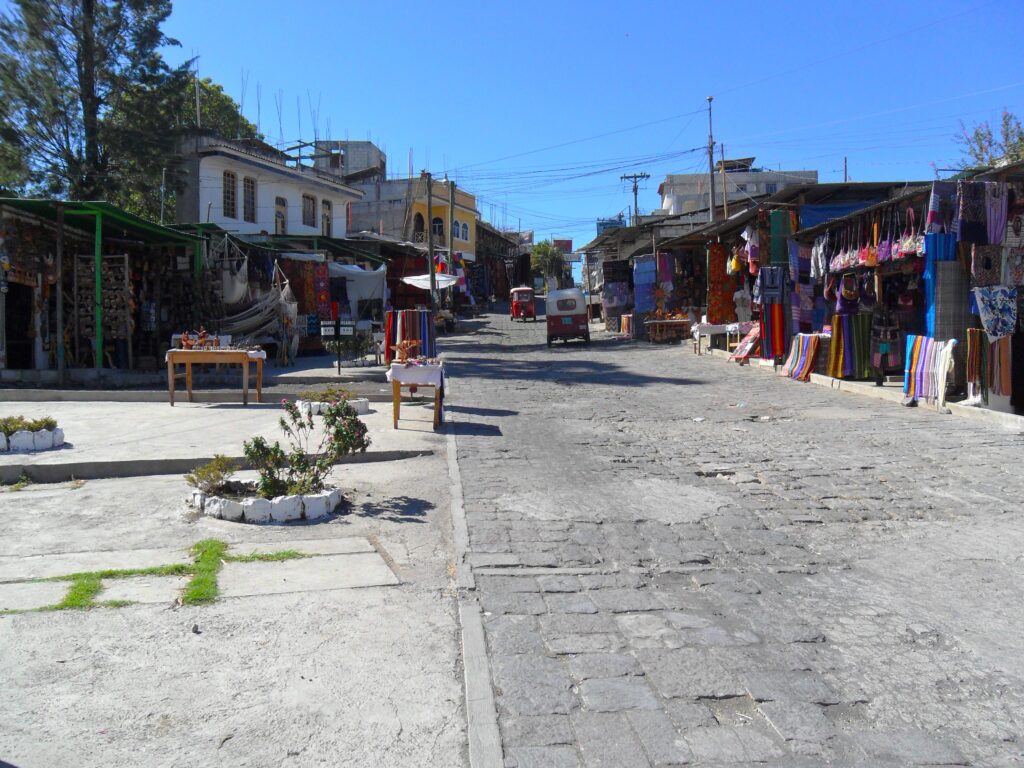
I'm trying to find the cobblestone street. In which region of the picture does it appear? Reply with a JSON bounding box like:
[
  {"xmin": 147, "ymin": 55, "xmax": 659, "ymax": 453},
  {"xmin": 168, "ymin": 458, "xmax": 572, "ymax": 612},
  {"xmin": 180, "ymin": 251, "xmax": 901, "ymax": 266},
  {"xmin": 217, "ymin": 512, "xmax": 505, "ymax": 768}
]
[{"xmin": 444, "ymin": 312, "xmax": 1024, "ymax": 767}]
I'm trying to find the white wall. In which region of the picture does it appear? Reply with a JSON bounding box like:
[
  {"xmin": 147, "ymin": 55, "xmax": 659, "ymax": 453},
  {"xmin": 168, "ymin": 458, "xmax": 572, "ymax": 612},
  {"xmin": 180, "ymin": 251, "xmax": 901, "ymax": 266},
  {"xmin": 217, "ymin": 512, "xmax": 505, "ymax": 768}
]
[{"xmin": 198, "ymin": 155, "xmax": 354, "ymax": 236}]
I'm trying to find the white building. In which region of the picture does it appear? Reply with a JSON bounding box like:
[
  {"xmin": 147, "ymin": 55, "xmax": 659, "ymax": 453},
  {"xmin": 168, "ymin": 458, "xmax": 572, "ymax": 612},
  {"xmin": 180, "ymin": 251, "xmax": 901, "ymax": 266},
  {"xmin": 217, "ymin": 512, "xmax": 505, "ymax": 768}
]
[
  {"xmin": 657, "ymin": 158, "xmax": 817, "ymax": 216},
  {"xmin": 176, "ymin": 133, "xmax": 364, "ymax": 236}
]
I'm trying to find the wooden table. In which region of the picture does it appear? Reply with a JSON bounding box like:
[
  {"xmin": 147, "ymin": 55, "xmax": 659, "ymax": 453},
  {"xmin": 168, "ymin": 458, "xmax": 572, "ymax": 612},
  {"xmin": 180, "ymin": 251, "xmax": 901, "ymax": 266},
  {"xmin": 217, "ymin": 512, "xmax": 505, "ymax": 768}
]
[
  {"xmin": 645, "ymin": 319, "xmax": 691, "ymax": 343},
  {"xmin": 166, "ymin": 349, "xmax": 265, "ymax": 406},
  {"xmin": 387, "ymin": 362, "xmax": 444, "ymax": 430}
]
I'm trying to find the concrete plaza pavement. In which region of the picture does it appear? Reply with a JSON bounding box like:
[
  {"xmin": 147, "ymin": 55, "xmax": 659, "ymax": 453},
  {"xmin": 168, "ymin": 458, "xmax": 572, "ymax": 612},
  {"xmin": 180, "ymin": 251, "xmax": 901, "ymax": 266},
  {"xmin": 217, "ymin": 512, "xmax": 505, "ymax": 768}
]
[
  {"xmin": 444, "ymin": 312, "xmax": 1024, "ymax": 767},
  {"xmin": 0, "ymin": 396, "xmax": 467, "ymax": 767}
]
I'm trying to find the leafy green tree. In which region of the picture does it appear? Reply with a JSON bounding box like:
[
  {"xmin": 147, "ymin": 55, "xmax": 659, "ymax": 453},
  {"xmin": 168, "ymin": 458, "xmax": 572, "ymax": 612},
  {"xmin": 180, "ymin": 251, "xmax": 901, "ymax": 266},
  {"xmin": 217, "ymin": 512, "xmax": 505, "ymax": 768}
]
[
  {"xmin": 957, "ymin": 109, "xmax": 1024, "ymax": 168},
  {"xmin": 107, "ymin": 77, "xmax": 260, "ymax": 218},
  {"xmin": 0, "ymin": 0, "xmax": 186, "ymax": 202},
  {"xmin": 531, "ymin": 240, "xmax": 565, "ymax": 280}
]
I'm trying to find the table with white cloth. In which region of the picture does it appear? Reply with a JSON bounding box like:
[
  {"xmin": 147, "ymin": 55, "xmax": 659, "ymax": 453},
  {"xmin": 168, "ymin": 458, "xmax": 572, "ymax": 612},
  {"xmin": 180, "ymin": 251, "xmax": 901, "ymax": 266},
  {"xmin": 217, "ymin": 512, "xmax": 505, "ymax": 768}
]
[
  {"xmin": 166, "ymin": 349, "xmax": 266, "ymax": 406},
  {"xmin": 691, "ymin": 321, "xmax": 755, "ymax": 354},
  {"xmin": 386, "ymin": 361, "xmax": 446, "ymax": 430}
]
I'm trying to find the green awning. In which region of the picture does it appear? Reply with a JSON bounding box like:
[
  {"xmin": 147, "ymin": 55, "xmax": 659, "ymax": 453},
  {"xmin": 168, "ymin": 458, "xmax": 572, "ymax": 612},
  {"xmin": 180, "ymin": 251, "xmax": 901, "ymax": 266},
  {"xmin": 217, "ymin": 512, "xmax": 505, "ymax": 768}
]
[{"xmin": 0, "ymin": 199, "xmax": 203, "ymax": 245}]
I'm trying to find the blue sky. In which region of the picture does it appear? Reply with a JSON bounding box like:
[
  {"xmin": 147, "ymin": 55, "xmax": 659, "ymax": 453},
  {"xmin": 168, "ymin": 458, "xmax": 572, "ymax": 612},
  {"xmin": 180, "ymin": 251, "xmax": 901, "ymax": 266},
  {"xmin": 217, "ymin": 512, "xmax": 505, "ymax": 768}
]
[{"xmin": 164, "ymin": 0, "xmax": 1024, "ymax": 248}]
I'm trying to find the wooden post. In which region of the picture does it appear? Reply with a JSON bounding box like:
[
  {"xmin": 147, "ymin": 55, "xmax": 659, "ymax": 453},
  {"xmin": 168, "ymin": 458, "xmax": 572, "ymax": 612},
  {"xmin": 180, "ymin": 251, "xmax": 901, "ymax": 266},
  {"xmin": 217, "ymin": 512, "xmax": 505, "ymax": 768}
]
[
  {"xmin": 55, "ymin": 203, "xmax": 65, "ymax": 381},
  {"xmin": 94, "ymin": 212, "xmax": 103, "ymax": 369}
]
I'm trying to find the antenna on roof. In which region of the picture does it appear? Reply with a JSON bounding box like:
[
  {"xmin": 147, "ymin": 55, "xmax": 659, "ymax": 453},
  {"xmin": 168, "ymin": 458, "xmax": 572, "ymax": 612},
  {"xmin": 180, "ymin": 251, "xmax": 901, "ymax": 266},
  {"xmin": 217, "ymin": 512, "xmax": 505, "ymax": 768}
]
[
  {"xmin": 256, "ymin": 82, "xmax": 262, "ymax": 137},
  {"xmin": 274, "ymin": 90, "xmax": 283, "ymax": 145}
]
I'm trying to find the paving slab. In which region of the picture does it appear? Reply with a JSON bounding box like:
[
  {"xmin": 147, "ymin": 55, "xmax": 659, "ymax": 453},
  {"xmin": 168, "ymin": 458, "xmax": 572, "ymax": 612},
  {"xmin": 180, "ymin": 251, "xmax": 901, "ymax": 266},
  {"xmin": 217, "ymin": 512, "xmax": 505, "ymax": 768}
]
[
  {"xmin": 0, "ymin": 546, "xmax": 190, "ymax": 582},
  {"xmin": 0, "ymin": 580, "xmax": 68, "ymax": 611},
  {"xmin": 99, "ymin": 576, "xmax": 190, "ymax": 605},
  {"xmin": 229, "ymin": 536, "xmax": 375, "ymax": 557},
  {"xmin": 218, "ymin": 552, "xmax": 398, "ymax": 597}
]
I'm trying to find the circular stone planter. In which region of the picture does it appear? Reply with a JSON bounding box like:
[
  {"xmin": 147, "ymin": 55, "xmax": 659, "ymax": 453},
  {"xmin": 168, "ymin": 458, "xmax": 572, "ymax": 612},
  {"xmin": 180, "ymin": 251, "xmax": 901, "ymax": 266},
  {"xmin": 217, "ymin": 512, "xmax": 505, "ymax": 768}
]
[
  {"xmin": 188, "ymin": 482, "xmax": 344, "ymax": 524},
  {"xmin": 296, "ymin": 398, "xmax": 370, "ymax": 416},
  {"xmin": 1, "ymin": 428, "xmax": 65, "ymax": 453}
]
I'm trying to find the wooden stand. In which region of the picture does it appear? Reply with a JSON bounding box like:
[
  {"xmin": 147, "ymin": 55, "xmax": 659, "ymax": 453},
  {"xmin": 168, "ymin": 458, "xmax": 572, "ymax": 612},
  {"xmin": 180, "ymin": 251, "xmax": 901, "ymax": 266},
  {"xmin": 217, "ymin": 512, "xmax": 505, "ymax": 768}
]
[
  {"xmin": 167, "ymin": 350, "xmax": 263, "ymax": 406},
  {"xmin": 391, "ymin": 380, "xmax": 442, "ymax": 430}
]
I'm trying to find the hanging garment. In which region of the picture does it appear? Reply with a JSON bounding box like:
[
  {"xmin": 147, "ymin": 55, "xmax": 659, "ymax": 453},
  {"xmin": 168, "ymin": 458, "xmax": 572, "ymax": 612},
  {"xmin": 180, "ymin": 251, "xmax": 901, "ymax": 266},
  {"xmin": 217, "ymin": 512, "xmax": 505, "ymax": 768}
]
[
  {"xmin": 966, "ymin": 327, "xmax": 988, "ymax": 403},
  {"xmin": 986, "ymin": 182, "xmax": 1009, "ymax": 246},
  {"xmin": 927, "ymin": 180, "xmax": 957, "ymax": 234},
  {"xmin": 974, "ymin": 285, "xmax": 1018, "ymax": 339},
  {"xmin": 742, "ymin": 224, "xmax": 760, "ymax": 263},
  {"xmin": 1004, "ymin": 213, "xmax": 1024, "ymax": 285},
  {"xmin": 759, "ymin": 302, "xmax": 787, "ymax": 359},
  {"xmin": 924, "ymin": 232, "xmax": 957, "ymax": 262},
  {"xmin": 769, "ymin": 210, "xmax": 790, "ymax": 264},
  {"xmin": 870, "ymin": 308, "xmax": 903, "ymax": 372},
  {"xmin": 989, "ymin": 335, "xmax": 1012, "ymax": 396},
  {"xmin": 972, "ymin": 244, "xmax": 1003, "ymax": 287},
  {"xmin": 757, "ymin": 265, "xmax": 787, "ymax": 303},
  {"xmin": 957, "ymin": 180, "xmax": 988, "ymax": 244}
]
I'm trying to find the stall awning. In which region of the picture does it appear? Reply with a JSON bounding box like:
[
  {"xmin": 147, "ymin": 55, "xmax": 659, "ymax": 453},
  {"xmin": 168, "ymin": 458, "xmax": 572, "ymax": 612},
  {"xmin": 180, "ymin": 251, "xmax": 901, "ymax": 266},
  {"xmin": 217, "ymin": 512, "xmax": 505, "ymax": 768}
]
[
  {"xmin": 402, "ymin": 273, "xmax": 458, "ymax": 290},
  {"xmin": 0, "ymin": 199, "xmax": 203, "ymax": 244}
]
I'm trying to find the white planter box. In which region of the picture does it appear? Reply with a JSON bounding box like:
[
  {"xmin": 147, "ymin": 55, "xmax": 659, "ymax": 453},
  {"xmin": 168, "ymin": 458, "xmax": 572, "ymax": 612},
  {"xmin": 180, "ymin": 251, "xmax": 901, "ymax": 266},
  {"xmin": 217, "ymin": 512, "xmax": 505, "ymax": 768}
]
[
  {"xmin": 8, "ymin": 430, "xmax": 35, "ymax": 452},
  {"xmin": 271, "ymin": 495, "xmax": 304, "ymax": 522},
  {"xmin": 242, "ymin": 498, "xmax": 272, "ymax": 523},
  {"xmin": 193, "ymin": 486, "xmax": 343, "ymax": 524},
  {"xmin": 297, "ymin": 398, "xmax": 369, "ymax": 416},
  {"xmin": 4, "ymin": 427, "xmax": 64, "ymax": 453}
]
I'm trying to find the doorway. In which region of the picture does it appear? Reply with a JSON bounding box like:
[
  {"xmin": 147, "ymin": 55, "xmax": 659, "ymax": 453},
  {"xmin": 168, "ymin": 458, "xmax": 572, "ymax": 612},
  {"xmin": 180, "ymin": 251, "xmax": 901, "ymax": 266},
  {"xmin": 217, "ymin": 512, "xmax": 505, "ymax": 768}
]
[{"xmin": 4, "ymin": 282, "xmax": 34, "ymax": 369}]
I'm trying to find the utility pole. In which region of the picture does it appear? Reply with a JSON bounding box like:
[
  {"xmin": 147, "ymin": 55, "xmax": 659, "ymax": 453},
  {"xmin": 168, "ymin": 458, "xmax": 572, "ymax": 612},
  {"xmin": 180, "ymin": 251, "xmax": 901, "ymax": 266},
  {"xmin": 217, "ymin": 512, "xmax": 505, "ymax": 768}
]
[
  {"xmin": 620, "ymin": 173, "xmax": 650, "ymax": 226},
  {"xmin": 843, "ymin": 156, "xmax": 848, "ymax": 182},
  {"xmin": 423, "ymin": 171, "xmax": 436, "ymax": 308},
  {"xmin": 160, "ymin": 167, "xmax": 167, "ymax": 225},
  {"xmin": 707, "ymin": 96, "xmax": 717, "ymax": 222},
  {"xmin": 720, "ymin": 145, "xmax": 728, "ymax": 219},
  {"xmin": 447, "ymin": 177, "xmax": 456, "ymax": 309}
]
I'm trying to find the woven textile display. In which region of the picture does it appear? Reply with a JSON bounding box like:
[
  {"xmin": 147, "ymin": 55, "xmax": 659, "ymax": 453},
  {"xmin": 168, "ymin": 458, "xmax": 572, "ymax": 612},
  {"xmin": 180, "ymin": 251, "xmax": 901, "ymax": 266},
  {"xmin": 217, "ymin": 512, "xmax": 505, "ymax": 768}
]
[
  {"xmin": 633, "ymin": 255, "xmax": 657, "ymax": 313},
  {"xmin": 760, "ymin": 302, "xmax": 787, "ymax": 360},
  {"xmin": 707, "ymin": 243, "xmax": 737, "ymax": 324},
  {"xmin": 779, "ymin": 334, "xmax": 821, "ymax": 381},
  {"xmin": 827, "ymin": 312, "xmax": 873, "ymax": 379},
  {"xmin": 904, "ymin": 335, "xmax": 958, "ymax": 406},
  {"xmin": 384, "ymin": 310, "xmax": 437, "ymax": 363},
  {"xmin": 314, "ymin": 263, "xmax": 331, "ymax": 318}
]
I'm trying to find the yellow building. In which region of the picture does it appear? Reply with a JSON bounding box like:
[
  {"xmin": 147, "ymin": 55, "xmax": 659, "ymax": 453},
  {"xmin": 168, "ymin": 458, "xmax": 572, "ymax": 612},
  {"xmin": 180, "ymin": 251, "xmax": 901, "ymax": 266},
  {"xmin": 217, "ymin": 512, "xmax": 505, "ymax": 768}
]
[{"xmin": 409, "ymin": 179, "xmax": 479, "ymax": 261}]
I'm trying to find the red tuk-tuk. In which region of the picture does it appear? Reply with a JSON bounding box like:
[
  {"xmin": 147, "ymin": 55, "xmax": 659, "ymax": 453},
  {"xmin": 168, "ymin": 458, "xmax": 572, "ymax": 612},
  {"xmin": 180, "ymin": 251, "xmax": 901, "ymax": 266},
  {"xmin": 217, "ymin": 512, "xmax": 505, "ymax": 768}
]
[
  {"xmin": 546, "ymin": 288, "xmax": 590, "ymax": 347},
  {"xmin": 510, "ymin": 287, "xmax": 536, "ymax": 322}
]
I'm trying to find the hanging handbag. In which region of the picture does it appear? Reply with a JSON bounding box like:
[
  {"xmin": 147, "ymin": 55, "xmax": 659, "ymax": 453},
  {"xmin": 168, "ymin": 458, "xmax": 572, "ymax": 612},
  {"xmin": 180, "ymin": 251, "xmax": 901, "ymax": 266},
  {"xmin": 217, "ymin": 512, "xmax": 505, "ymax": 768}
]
[
  {"xmin": 866, "ymin": 214, "xmax": 879, "ymax": 267},
  {"xmin": 836, "ymin": 272, "xmax": 860, "ymax": 314},
  {"xmin": 877, "ymin": 208, "xmax": 894, "ymax": 263},
  {"xmin": 824, "ymin": 273, "xmax": 838, "ymax": 302},
  {"xmin": 898, "ymin": 207, "xmax": 920, "ymax": 259},
  {"xmin": 858, "ymin": 219, "xmax": 871, "ymax": 266}
]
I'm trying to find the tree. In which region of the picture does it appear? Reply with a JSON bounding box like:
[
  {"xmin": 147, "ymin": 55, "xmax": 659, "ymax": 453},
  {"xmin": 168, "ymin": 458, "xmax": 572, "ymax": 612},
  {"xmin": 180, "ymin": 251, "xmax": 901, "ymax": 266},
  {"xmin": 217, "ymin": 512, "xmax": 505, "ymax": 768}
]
[
  {"xmin": 531, "ymin": 240, "xmax": 565, "ymax": 280},
  {"xmin": 0, "ymin": 0, "xmax": 184, "ymax": 203},
  {"xmin": 105, "ymin": 77, "xmax": 260, "ymax": 218},
  {"xmin": 956, "ymin": 109, "xmax": 1024, "ymax": 168}
]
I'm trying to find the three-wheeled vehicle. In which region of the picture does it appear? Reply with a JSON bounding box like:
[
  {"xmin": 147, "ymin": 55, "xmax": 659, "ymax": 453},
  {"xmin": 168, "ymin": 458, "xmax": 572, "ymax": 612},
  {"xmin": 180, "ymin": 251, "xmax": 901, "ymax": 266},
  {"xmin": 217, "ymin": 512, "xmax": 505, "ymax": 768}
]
[
  {"xmin": 510, "ymin": 287, "xmax": 536, "ymax": 322},
  {"xmin": 546, "ymin": 288, "xmax": 590, "ymax": 347}
]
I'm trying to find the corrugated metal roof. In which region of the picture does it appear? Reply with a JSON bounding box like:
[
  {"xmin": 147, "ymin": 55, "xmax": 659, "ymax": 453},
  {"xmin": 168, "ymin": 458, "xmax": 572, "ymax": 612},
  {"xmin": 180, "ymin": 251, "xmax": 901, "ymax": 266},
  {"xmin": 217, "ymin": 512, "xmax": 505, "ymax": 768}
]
[{"xmin": 0, "ymin": 199, "xmax": 203, "ymax": 244}]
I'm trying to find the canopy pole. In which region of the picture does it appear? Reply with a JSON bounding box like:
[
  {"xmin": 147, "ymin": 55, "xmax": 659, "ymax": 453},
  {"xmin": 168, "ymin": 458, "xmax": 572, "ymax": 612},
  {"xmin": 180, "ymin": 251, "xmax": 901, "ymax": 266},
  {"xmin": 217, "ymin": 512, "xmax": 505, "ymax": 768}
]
[
  {"xmin": 193, "ymin": 241, "xmax": 202, "ymax": 277},
  {"xmin": 94, "ymin": 212, "xmax": 103, "ymax": 370}
]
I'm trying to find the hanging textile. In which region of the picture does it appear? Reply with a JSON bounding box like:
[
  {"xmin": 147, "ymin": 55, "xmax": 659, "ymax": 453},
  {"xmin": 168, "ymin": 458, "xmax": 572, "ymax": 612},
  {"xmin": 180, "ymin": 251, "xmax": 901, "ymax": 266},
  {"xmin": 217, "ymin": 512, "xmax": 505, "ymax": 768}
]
[
  {"xmin": 706, "ymin": 243, "xmax": 737, "ymax": 324},
  {"xmin": 974, "ymin": 285, "xmax": 1018, "ymax": 339},
  {"xmin": 972, "ymin": 244, "xmax": 1003, "ymax": 287},
  {"xmin": 966, "ymin": 328, "xmax": 988, "ymax": 404},
  {"xmin": 924, "ymin": 232, "xmax": 957, "ymax": 263},
  {"xmin": 827, "ymin": 313, "xmax": 872, "ymax": 379},
  {"xmin": 989, "ymin": 335, "xmax": 1012, "ymax": 396},
  {"xmin": 633, "ymin": 255, "xmax": 657, "ymax": 313},
  {"xmin": 927, "ymin": 181, "xmax": 958, "ymax": 234},
  {"xmin": 760, "ymin": 302, "xmax": 787, "ymax": 360},
  {"xmin": 870, "ymin": 308, "xmax": 903, "ymax": 372},
  {"xmin": 957, "ymin": 180, "xmax": 988, "ymax": 245},
  {"xmin": 779, "ymin": 333, "xmax": 821, "ymax": 381},
  {"xmin": 384, "ymin": 309, "xmax": 437, "ymax": 363},
  {"xmin": 904, "ymin": 335, "xmax": 958, "ymax": 406},
  {"xmin": 314, "ymin": 263, "xmax": 331, "ymax": 318},
  {"xmin": 769, "ymin": 210, "xmax": 790, "ymax": 265},
  {"xmin": 788, "ymin": 239, "xmax": 813, "ymax": 334},
  {"xmin": 987, "ymin": 182, "xmax": 1009, "ymax": 246}
]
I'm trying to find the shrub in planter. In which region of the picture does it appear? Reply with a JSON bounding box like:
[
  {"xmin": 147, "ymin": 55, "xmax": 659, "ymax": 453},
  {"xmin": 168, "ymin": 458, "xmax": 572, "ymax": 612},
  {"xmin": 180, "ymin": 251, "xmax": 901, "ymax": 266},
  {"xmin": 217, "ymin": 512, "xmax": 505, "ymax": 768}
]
[
  {"xmin": 0, "ymin": 415, "xmax": 57, "ymax": 437},
  {"xmin": 296, "ymin": 384, "xmax": 354, "ymax": 404},
  {"xmin": 243, "ymin": 399, "xmax": 370, "ymax": 500},
  {"xmin": 184, "ymin": 454, "xmax": 238, "ymax": 495}
]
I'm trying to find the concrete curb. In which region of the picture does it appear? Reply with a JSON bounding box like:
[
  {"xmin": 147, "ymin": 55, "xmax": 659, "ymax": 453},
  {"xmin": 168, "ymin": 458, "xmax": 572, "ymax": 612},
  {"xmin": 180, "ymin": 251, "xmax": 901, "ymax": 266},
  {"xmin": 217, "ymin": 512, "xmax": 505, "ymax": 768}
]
[
  {"xmin": 446, "ymin": 413, "xmax": 504, "ymax": 768},
  {"xmin": 0, "ymin": 449, "xmax": 433, "ymax": 485},
  {"xmin": 0, "ymin": 389, "xmax": 395, "ymax": 404},
  {"xmin": 704, "ymin": 346, "xmax": 1024, "ymax": 431}
]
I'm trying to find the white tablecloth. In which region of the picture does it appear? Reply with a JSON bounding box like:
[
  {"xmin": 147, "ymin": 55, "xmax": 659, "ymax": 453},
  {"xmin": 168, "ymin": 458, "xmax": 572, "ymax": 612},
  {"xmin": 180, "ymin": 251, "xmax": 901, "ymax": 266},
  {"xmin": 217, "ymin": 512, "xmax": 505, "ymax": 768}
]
[{"xmin": 387, "ymin": 362, "xmax": 446, "ymax": 390}]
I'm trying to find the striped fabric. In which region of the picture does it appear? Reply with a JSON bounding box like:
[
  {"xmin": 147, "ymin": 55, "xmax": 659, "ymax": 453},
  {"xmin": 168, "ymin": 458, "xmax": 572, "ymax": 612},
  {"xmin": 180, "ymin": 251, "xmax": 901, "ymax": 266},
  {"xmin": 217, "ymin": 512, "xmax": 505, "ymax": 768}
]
[{"xmin": 779, "ymin": 334, "xmax": 821, "ymax": 382}]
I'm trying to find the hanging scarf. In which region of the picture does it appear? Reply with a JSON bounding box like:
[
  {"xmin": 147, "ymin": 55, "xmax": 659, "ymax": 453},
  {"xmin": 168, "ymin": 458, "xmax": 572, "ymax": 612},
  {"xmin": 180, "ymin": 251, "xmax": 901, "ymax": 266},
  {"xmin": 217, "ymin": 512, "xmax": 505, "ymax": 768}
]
[{"xmin": 974, "ymin": 285, "xmax": 1018, "ymax": 340}]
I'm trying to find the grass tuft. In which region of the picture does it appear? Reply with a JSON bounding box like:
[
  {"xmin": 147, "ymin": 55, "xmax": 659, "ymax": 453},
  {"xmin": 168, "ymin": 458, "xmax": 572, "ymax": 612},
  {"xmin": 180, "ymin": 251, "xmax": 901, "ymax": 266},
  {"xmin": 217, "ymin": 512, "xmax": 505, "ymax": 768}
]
[
  {"xmin": 46, "ymin": 576, "xmax": 103, "ymax": 611},
  {"xmin": 46, "ymin": 563, "xmax": 194, "ymax": 582},
  {"xmin": 225, "ymin": 549, "xmax": 306, "ymax": 563},
  {"xmin": 3, "ymin": 472, "xmax": 32, "ymax": 492},
  {"xmin": 181, "ymin": 538, "xmax": 228, "ymax": 604}
]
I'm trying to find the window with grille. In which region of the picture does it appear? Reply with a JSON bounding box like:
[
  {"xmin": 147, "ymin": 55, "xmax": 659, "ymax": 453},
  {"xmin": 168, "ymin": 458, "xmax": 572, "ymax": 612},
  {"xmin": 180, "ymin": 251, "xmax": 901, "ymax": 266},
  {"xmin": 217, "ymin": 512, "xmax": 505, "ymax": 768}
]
[
  {"xmin": 222, "ymin": 171, "xmax": 237, "ymax": 219},
  {"xmin": 321, "ymin": 199, "xmax": 332, "ymax": 237},
  {"xmin": 275, "ymin": 197, "xmax": 287, "ymax": 234},
  {"xmin": 431, "ymin": 217, "xmax": 444, "ymax": 238},
  {"xmin": 302, "ymin": 194, "xmax": 316, "ymax": 227},
  {"xmin": 243, "ymin": 177, "xmax": 256, "ymax": 223},
  {"xmin": 765, "ymin": 182, "xmax": 778, "ymax": 194}
]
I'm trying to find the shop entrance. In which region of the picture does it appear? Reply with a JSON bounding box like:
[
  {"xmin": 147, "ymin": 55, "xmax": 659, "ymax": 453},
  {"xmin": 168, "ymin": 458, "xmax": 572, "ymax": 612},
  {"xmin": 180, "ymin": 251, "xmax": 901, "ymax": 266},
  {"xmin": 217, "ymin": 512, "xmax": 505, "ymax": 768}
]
[{"xmin": 4, "ymin": 282, "xmax": 34, "ymax": 369}]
